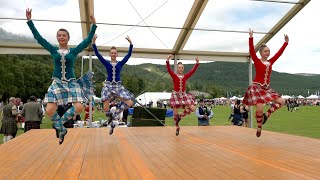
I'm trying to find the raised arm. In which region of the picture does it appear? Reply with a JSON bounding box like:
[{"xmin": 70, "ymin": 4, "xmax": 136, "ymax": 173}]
[
  {"xmin": 92, "ymin": 34, "xmax": 110, "ymax": 67},
  {"xmin": 269, "ymin": 34, "xmax": 289, "ymax": 64},
  {"xmin": 73, "ymin": 15, "xmax": 97, "ymax": 55},
  {"xmin": 119, "ymin": 36, "xmax": 133, "ymax": 66},
  {"xmin": 166, "ymin": 54, "xmax": 175, "ymax": 78},
  {"xmin": 248, "ymin": 28, "xmax": 260, "ymax": 63},
  {"xmin": 184, "ymin": 57, "xmax": 200, "ymax": 79},
  {"xmin": 26, "ymin": 9, "xmax": 56, "ymax": 53}
]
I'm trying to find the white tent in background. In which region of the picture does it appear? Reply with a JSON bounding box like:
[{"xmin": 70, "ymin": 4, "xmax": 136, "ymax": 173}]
[
  {"xmin": 92, "ymin": 95, "xmax": 101, "ymax": 103},
  {"xmin": 306, "ymin": 94, "xmax": 319, "ymax": 99},
  {"xmin": 297, "ymin": 95, "xmax": 305, "ymax": 99},
  {"xmin": 281, "ymin": 95, "xmax": 292, "ymax": 99},
  {"xmin": 230, "ymin": 96, "xmax": 238, "ymax": 100},
  {"xmin": 135, "ymin": 92, "xmax": 172, "ymax": 107}
]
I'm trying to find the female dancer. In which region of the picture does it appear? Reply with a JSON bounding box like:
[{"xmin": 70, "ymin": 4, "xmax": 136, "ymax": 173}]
[
  {"xmin": 92, "ymin": 35, "xmax": 134, "ymax": 135},
  {"xmin": 166, "ymin": 54, "xmax": 199, "ymax": 136},
  {"xmin": 26, "ymin": 8, "xmax": 97, "ymax": 144},
  {"xmin": 243, "ymin": 28, "xmax": 289, "ymax": 137}
]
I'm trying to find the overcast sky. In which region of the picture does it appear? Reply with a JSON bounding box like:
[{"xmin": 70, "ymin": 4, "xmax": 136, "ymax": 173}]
[{"xmin": 0, "ymin": 0, "xmax": 318, "ymax": 74}]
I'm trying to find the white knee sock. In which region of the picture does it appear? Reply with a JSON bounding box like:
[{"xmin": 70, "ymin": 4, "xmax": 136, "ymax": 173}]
[
  {"xmin": 3, "ymin": 136, "xmax": 7, "ymax": 143},
  {"xmin": 7, "ymin": 135, "xmax": 13, "ymax": 141}
]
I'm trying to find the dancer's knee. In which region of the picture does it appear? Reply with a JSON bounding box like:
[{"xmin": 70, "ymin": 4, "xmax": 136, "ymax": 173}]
[
  {"xmin": 73, "ymin": 103, "xmax": 83, "ymax": 113},
  {"xmin": 125, "ymin": 100, "xmax": 133, "ymax": 108},
  {"xmin": 46, "ymin": 103, "xmax": 57, "ymax": 117},
  {"xmin": 255, "ymin": 110, "xmax": 263, "ymax": 118}
]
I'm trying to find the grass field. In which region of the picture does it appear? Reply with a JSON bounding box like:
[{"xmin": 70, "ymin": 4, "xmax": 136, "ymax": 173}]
[{"xmin": 0, "ymin": 105, "xmax": 319, "ymax": 144}]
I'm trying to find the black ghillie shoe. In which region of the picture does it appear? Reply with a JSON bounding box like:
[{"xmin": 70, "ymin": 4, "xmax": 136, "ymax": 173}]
[
  {"xmin": 176, "ymin": 127, "xmax": 180, "ymax": 136},
  {"xmin": 256, "ymin": 128, "xmax": 262, "ymax": 137},
  {"xmin": 52, "ymin": 124, "xmax": 59, "ymax": 138},
  {"xmin": 262, "ymin": 113, "xmax": 268, "ymax": 125},
  {"xmin": 59, "ymin": 128, "xmax": 68, "ymax": 145},
  {"xmin": 109, "ymin": 123, "xmax": 115, "ymax": 135}
]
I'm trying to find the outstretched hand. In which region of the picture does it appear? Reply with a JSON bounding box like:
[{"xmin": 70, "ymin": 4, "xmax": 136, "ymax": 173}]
[
  {"xmin": 26, "ymin": 8, "xmax": 32, "ymax": 21},
  {"xmin": 195, "ymin": 56, "xmax": 199, "ymax": 63},
  {"xmin": 90, "ymin": 14, "xmax": 96, "ymax": 24},
  {"xmin": 249, "ymin": 28, "xmax": 253, "ymax": 38},
  {"xmin": 167, "ymin": 54, "xmax": 172, "ymax": 61},
  {"xmin": 126, "ymin": 36, "xmax": 132, "ymax": 44},
  {"xmin": 284, "ymin": 34, "xmax": 289, "ymax": 43},
  {"xmin": 92, "ymin": 34, "xmax": 98, "ymax": 44}
]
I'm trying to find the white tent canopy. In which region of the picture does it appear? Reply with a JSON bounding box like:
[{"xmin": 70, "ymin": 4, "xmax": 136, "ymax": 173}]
[
  {"xmin": 230, "ymin": 96, "xmax": 238, "ymax": 100},
  {"xmin": 306, "ymin": 95, "xmax": 319, "ymax": 99},
  {"xmin": 135, "ymin": 92, "xmax": 171, "ymax": 107},
  {"xmin": 281, "ymin": 95, "xmax": 292, "ymax": 99},
  {"xmin": 0, "ymin": 0, "xmax": 311, "ymax": 62},
  {"xmin": 92, "ymin": 95, "xmax": 101, "ymax": 103},
  {"xmin": 297, "ymin": 95, "xmax": 305, "ymax": 99}
]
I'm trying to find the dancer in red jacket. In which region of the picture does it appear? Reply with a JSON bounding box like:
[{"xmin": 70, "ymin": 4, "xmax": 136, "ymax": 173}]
[
  {"xmin": 166, "ymin": 54, "xmax": 199, "ymax": 136},
  {"xmin": 243, "ymin": 28, "xmax": 289, "ymax": 137}
]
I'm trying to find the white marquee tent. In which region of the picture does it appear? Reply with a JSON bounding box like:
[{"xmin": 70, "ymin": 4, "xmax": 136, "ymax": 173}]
[{"xmin": 135, "ymin": 92, "xmax": 171, "ymax": 107}]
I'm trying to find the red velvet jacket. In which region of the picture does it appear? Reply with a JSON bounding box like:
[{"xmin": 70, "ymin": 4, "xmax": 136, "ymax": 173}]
[
  {"xmin": 166, "ymin": 61, "xmax": 199, "ymax": 92},
  {"xmin": 249, "ymin": 37, "xmax": 288, "ymax": 86}
]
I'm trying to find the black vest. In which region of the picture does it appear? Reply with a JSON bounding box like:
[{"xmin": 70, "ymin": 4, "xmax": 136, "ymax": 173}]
[{"xmin": 198, "ymin": 106, "xmax": 210, "ymax": 121}]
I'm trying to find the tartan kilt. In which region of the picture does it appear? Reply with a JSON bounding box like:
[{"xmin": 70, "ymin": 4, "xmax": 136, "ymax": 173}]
[
  {"xmin": 242, "ymin": 83, "xmax": 281, "ymax": 106},
  {"xmin": 0, "ymin": 120, "xmax": 18, "ymax": 136},
  {"xmin": 169, "ymin": 91, "xmax": 195, "ymax": 108},
  {"xmin": 101, "ymin": 81, "xmax": 135, "ymax": 101},
  {"xmin": 44, "ymin": 71, "xmax": 94, "ymax": 105},
  {"xmin": 24, "ymin": 121, "xmax": 41, "ymax": 132}
]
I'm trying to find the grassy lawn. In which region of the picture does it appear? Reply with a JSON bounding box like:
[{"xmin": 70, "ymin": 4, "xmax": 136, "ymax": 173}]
[{"xmin": 1, "ymin": 105, "xmax": 319, "ymax": 144}]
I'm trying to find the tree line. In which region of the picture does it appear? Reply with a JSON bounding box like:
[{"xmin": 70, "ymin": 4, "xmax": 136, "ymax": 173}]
[{"xmin": 1, "ymin": 54, "xmax": 319, "ymax": 102}]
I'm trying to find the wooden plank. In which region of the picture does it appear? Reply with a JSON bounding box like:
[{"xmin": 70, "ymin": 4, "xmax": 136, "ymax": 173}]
[
  {"xmin": 77, "ymin": 128, "xmax": 96, "ymax": 180},
  {"xmin": 121, "ymin": 127, "xmax": 181, "ymax": 179},
  {"xmin": 151, "ymin": 127, "xmax": 253, "ymax": 179},
  {"xmin": 116, "ymin": 129, "xmax": 157, "ymax": 180},
  {"xmin": 112, "ymin": 130, "xmax": 142, "ymax": 180},
  {"xmin": 0, "ymin": 130, "xmax": 49, "ymax": 163},
  {"xmin": 185, "ymin": 126, "xmax": 320, "ymax": 179},
  {"xmin": 53, "ymin": 128, "xmax": 87, "ymax": 180},
  {"xmin": 0, "ymin": 130, "xmax": 52, "ymax": 178},
  {"xmin": 16, "ymin": 131, "xmax": 65, "ymax": 179},
  {"xmin": 183, "ymin": 126, "xmax": 318, "ymax": 179},
  {"xmin": 0, "ymin": 126, "xmax": 319, "ymax": 179},
  {"xmin": 27, "ymin": 129, "xmax": 79, "ymax": 179}
]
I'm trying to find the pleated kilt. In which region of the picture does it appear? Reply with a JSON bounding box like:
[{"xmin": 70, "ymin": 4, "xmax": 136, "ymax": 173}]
[
  {"xmin": 0, "ymin": 120, "xmax": 18, "ymax": 136},
  {"xmin": 44, "ymin": 71, "xmax": 94, "ymax": 105},
  {"xmin": 169, "ymin": 91, "xmax": 195, "ymax": 108},
  {"xmin": 101, "ymin": 81, "xmax": 135, "ymax": 101},
  {"xmin": 242, "ymin": 83, "xmax": 281, "ymax": 106},
  {"xmin": 24, "ymin": 121, "xmax": 41, "ymax": 132}
]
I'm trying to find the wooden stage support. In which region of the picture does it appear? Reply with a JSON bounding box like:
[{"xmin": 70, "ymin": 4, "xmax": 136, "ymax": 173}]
[{"xmin": 0, "ymin": 126, "xmax": 319, "ymax": 179}]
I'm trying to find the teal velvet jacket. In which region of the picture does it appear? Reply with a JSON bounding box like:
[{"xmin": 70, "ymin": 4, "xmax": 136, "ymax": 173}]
[{"xmin": 27, "ymin": 20, "xmax": 97, "ymax": 80}]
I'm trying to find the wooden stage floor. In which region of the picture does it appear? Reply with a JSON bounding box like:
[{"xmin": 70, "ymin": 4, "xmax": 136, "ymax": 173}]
[{"xmin": 0, "ymin": 126, "xmax": 319, "ymax": 179}]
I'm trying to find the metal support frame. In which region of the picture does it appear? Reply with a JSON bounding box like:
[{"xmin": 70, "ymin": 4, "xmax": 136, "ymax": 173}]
[{"xmin": 249, "ymin": 58, "xmax": 253, "ymax": 128}]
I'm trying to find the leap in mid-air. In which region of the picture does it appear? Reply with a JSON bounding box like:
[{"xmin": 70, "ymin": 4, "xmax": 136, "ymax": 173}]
[
  {"xmin": 26, "ymin": 8, "xmax": 97, "ymax": 144},
  {"xmin": 242, "ymin": 28, "xmax": 289, "ymax": 137},
  {"xmin": 166, "ymin": 54, "xmax": 199, "ymax": 136},
  {"xmin": 92, "ymin": 34, "xmax": 134, "ymax": 135}
]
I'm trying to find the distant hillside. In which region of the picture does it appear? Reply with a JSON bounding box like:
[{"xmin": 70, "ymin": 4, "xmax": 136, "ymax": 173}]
[
  {"xmin": 0, "ymin": 27, "xmax": 35, "ymax": 43},
  {"xmin": 92, "ymin": 61, "xmax": 320, "ymax": 97}
]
